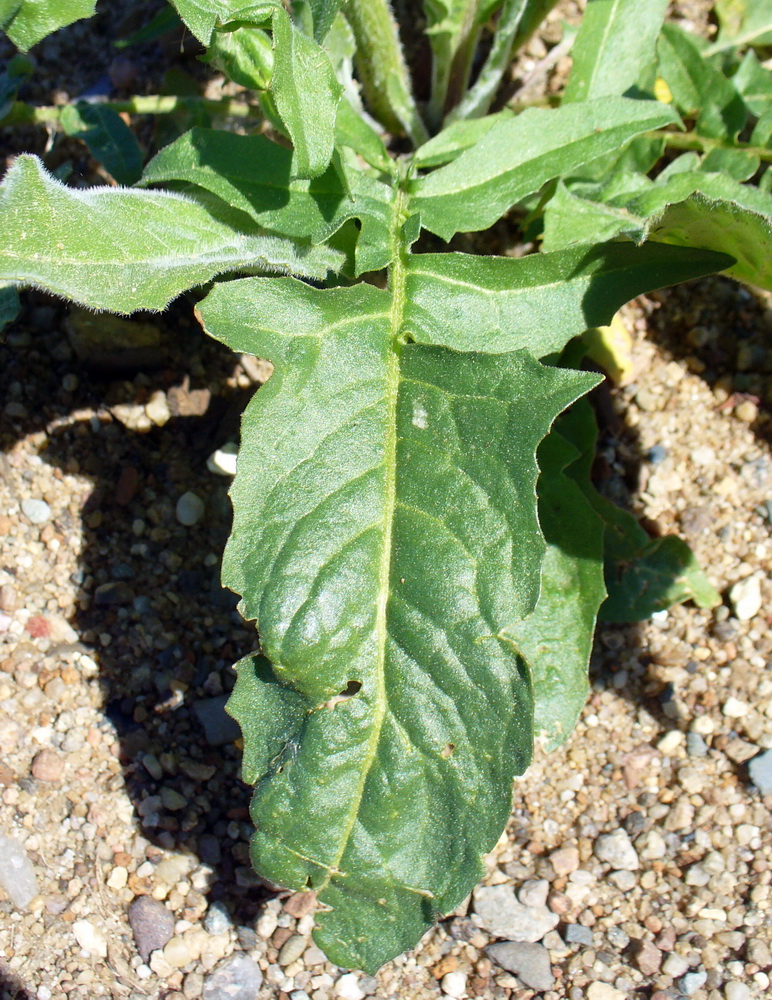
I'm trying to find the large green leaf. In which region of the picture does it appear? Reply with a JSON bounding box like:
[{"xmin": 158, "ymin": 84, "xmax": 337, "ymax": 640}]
[
  {"xmin": 403, "ymin": 244, "xmax": 733, "ymax": 358},
  {"xmin": 410, "ymin": 97, "xmax": 679, "ymax": 241},
  {"xmin": 559, "ymin": 399, "xmax": 720, "ymax": 621},
  {"xmin": 140, "ymin": 128, "xmax": 391, "ymax": 274},
  {"xmin": 0, "ymin": 155, "xmax": 342, "ymax": 313},
  {"xmin": 709, "ymin": 0, "xmax": 772, "ymax": 53},
  {"xmin": 543, "ymin": 172, "xmax": 772, "ymax": 290},
  {"xmin": 657, "ymin": 22, "xmax": 746, "ymax": 139},
  {"xmin": 502, "ymin": 430, "xmax": 605, "ymax": 751},
  {"xmin": 563, "ymin": 0, "xmax": 668, "ymax": 103},
  {"xmin": 198, "ymin": 275, "xmax": 596, "ymax": 972},
  {"xmin": 169, "ymin": 0, "xmax": 275, "ymax": 44},
  {"xmin": 60, "ymin": 102, "xmax": 144, "ymax": 186},
  {"xmin": 2, "ymin": 0, "xmax": 95, "ymax": 50}
]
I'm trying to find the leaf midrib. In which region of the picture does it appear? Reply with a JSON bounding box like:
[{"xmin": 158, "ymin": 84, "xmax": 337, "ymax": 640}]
[{"xmin": 314, "ymin": 185, "xmax": 409, "ymax": 891}]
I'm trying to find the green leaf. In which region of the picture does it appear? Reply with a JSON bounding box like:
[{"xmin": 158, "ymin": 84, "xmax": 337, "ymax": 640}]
[
  {"xmin": 699, "ymin": 146, "xmax": 759, "ymax": 181},
  {"xmin": 60, "ymin": 102, "xmax": 144, "ymax": 186},
  {"xmin": 732, "ymin": 50, "xmax": 772, "ymax": 118},
  {"xmin": 307, "ymin": 0, "xmax": 344, "ymax": 40},
  {"xmin": 502, "ymin": 429, "xmax": 605, "ymax": 751},
  {"xmin": 169, "ymin": 0, "xmax": 276, "ymax": 44},
  {"xmin": 115, "ymin": 6, "xmax": 183, "ymax": 49},
  {"xmin": 541, "ymin": 181, "xmax": 648, "ymax": 251},
  {"xmin": 0, "ymin": 281, "xmax": 20, "ymax": 331},
  {"xmin": 198, "ymin": 274, "xmax": 596, "ymax": 972},
  {"xmin": 563, "ymin": 0, "xmax": 668, "ymax": 104},
  {"xmin": 657, "ymin": 22, "xmax": 746, "ymax": 139},
  {"xmin": 709, "ymin": 0, "xmax": 772, "ymax": 54},
  {"xmin": 410, "ymin": 97, "xmax": 679, "ymax": 241},
  {"xmin": 140, "ymin": 129, "xmax": 392, "ymax": 275},
  {"xmin": 203, "ymin": 24, "xmax": 274, "ymax": 91},
  {"xmin": 0, "ymin": 53, "xmax": 33, "ymax": 122},
  {"xmin": 403, "ymin": 243, "xmax": 733, "ymax": 357},
  {"xmin": 413, "ymin": 109, "xmax": 514, "ymax": 168},
  {"xmin": 2, "ymin": 0, "xmax": 95, "ymax": 50},
  {"xmin": 0, "ymin": 155, "xmax": 342, "ymax": 313},
  {"xmin": 559, "ymin": 399, "xmax": 720, "ymax": 621},
  {"xmin": 335, "ymin": 99, "xmax": 391, "ymax": 173}
]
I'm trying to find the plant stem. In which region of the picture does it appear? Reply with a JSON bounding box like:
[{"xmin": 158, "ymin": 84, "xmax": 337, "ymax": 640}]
[
  {"xmin": 426, "ymin": 0, "xmax": 482, "ymax": 131},
  {"xmin": 342, "ymin": 0, "xmax": 428, "ymax": 147},
  {"xmin": 648, "ymin": 128, "xmax": 772, "ymax": 163},
  {"xmin": 4, "ymin": 95, "xmax": 261, "ymax": 126}
]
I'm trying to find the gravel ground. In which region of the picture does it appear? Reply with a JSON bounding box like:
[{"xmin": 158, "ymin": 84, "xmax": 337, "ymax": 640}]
[{"xmin": 2, "ymin": 4, "xmax": 772, "ymax": 1000}]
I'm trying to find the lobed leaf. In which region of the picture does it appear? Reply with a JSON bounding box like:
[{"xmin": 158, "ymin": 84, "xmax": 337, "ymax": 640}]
[
  {"xmin": 410, "ymin": 97, "xmax": 679, "ymax": 241},
  {"xmin": 0, "ymin": 155, "xmax": 342, "ymax": 313},
  {"xmin": 402, "ymin": 243, "xmax": 733, "ymax": 357},
  {"xmin": 140, "ymin": 128, "xmax": 392, "ymax": 274},
  {"xmin": 502, "ymin": 430, "xmax": 605, "ymax": 752},
  {"xmin": 198, "ymin": 275, "xmax": 597, "ymax": 972},
  {"xmin": 563, "ymin": 0, "xmax": 668, "ymax": 104},
  {"xmin": 1, "ymin": 0, "xmax": 95, "ymax": 50}
]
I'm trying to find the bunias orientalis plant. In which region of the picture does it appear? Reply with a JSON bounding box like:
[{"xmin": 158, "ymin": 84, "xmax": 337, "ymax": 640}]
[{"xmin": 1, "ymin": 0, "xmax": 772, "ymax": 972}]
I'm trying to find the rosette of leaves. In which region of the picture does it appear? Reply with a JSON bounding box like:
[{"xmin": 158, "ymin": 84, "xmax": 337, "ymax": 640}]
[{"xmin": 1, "ymin": 0, "xmax": 769, "ymax": 972}]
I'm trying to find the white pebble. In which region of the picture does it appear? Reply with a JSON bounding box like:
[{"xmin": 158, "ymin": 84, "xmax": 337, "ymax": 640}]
[
  {"xmin": 176, "ymin": 491, "xmax": 205, "ymax": 526},
  {"xmin": 657, "ymin": 730, "xmax": 684, "ymax": 754},
  {"xmin": 723, "ymin": 697, "xmax": 749, "ymax": 719},
  {"xmin": 441, "ymin": 971, "xmax": 468, "ymax": 998},
  {"xmin": 73, "ymin": 919, "xmax": 108, "ymax": 958},
  {"xmin": 725, "ymin": 983, "xmax": 750, "ymax": 1000},
  {"xmin": 729, "ymin": 574, "xmax": 762, "ymax": 621},
  {"xmin": 0, "ymin": 836, "xmax": 39, "ymax": 909},
  {"xmin": 21, "ymin": 498, "xmax": 51, "ymax": 524},
  {"xmin": 335, "ymin": 973, "xmax": 365, "ymax": 1000},
  {"xmin": 207, "ymin": 441, "xmax": 239, "ymax": 476}
]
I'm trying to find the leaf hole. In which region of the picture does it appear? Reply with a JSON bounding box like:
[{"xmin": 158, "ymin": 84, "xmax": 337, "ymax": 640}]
[
  {"xmin": 322, "ymin": 680, "xmax": 362, "ymax": 709},
  {"xmin": 441, "ymin": 743, "xmax": 455, "ymax": 758}
]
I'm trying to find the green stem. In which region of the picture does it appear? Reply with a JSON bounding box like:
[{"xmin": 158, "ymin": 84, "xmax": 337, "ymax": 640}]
[
  {"xmin": 3, "ymin": 95, "xmax": 261, "ymax": 126},
  {"xmin": 342, "ymin": 0, "xmax": 428, "ymax": 147},
  {"xmin": 648, "ymin": 128, "xmax": 772, "ymax": 163},
  {"xmin": 427, "ymin": 0, "xmax": 481, "ymax": 131}
]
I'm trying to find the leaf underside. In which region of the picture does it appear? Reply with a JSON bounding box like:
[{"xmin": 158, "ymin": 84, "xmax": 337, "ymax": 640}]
[{"xmin": 198, "ymin": 275, "xmax": 597, "ymax": 972}]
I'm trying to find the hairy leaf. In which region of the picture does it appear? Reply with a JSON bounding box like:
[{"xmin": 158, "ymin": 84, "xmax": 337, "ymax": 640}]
[
  {"xmin": 60, "ymin": 102, "xmax": 144, "ymax": 186},
  {"xmin": 141, "ymin": 129, "xmax": 391, "ymax": 274},
  {"xmin": 403, "ymin": 244, "xmax": 732, "ymax": 357},
  {"xmin": 410, "ymin": 97, "xmax": 679, "ymax": 240},
  {"xmin": 203, "ymin": 23, "xmax": 274, "ymax": 90},
  {"xmin": 308, "ymin": 0, "xmax": 344, "ymax": 40},
  {"xmin": 502, "ymin": 430, "xmax": 605, "ymax": 751},
  {"xmin": 657, "ymin": 22, "xmax": 746, "ymax": 139},
  {"xmin": 2, "ymin": 0, "xmax": 95, "ymax": 50},
  {"xmin": 564, "ymin": 0, "xmax": 668, "ymax": 103},
  {"xmin": 169, "ymin": 0, "xmax": 276, "ymax": 44},
  {"xmin": 0, "ymin": 156, "xmax": 342, "ymax": 312},
  {"xmin": 198, "ymin": 274, "xmax": 596, "ymax": 972},
  {"xmin": 413, "ymin": 109, "xmax": 513, "ymax": 168}
]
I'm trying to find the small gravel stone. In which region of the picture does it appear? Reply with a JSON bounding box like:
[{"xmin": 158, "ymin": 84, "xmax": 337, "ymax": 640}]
[
  {"xmin": 21, "ymin": 498, "xmax": 51, "ymax": 524},
  {"xmin": 662, "ymin": 953, "xmax": 690, "ymax": 977},
  {"xmin": 128, "ymin": 895, "xmax": 175, "ymax": 962},
  {"xmin": 335, "ymin": 972, "xmax": 366, "ymax": 1000},
  {"xmin": 517, "ymin": 879, "xmax": 549, "ymax": 907},
  {"xmin": 724, "ymin": 982, "xmax": 751, "ymax": 1000},
  {"xmin": 176, "ymin": 491, "xmax": 205, "ymax": 526},
  {"xmin": 593, "ymin": 829, "xmax": 639, "ymax": 870},
  {"xmin": 106, "ymin": 866, "xmax": 128, "ymax": 890},
  {"xmin": 279, "ymin": 934, "xmax": 307, "ymax": 966},
  {"xmin": 729, "ymin": 575, "xmax": 763, "ymax": 620},
  {"xmin": 198, "ymin": 834, "xmax": 222, "ymax": 866},
  {"xmin": 440, "ymin": 971, "xmax": 467, "ymax": 998},
  {"xmin": 0, "ymin": 583, "xmax": 16, "ymax": 611},
  {"xmin": 207, "ymin": 442, "xmax": 239, "ymax": 477},
  {"xmin": 204, "ymin": 901, "xmax": 232, "ymax": 936},
  {"xmin": 164, "ymin": 936, "xmax": 194, "ymax": 969},
  {"xmin": 0, "ymin": 835, "xmax": 39, "ymax": 909},
  {"xmin": 723, "ymin": 696, "xmax": 749, "ymax": 718},
  {"xmin": 748, "ymin": 749, "xmax": 772, "ymax": 795},
  {"xmin": 72, "ymin": 919, "xmax": 108, "ymax": 958},
  {"xmin": 203, "ymin": 953, "xmax": 264, "ymax": 1000},
  {"xmin": 656, "ymin": 730, "xmax": 684, "ymax": 754},
  {"xmin": 680, "ymin": 970, "xmax": 708, "ymax": 995},
  {"xmin": 31, "ymin": 749, "xmax": 63, "ymax": 782},
  {"xmin": 586, "ymin": 984, "xmax": 625, "ymax": 1000},
  {"xmin": 687, "ymin": 732, "xmax": 708, "ymax": 757},
  {"xmin": 486, "ymin": 941, "xmax": 555, "ymax": 990},
  {"xmin": 548, "ymin": 846, "xmax": 580, "ymax": 876},
  {"xmin": 193, "ymin": 696, "xmax": 241, "ymax": 746},
  {"xmin": 161, "ymin": 787, "xmax": 187, "ymax": 811},
  {"xmin": 634, "ymin": 939, "xmax": 662, "ymax": 975},
  {"xmin": 564, "ymin": 924, "xmax": 593, "ymax": 946},
  {"xmin": 472, "ymin": 884, "xmax": 559, "ymax": 943}
]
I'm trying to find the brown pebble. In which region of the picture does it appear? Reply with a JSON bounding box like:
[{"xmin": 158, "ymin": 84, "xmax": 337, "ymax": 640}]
[
  {"xmin": 547, "ymin": 891, "xmax": 571, "ymax": 915},
  {"xmin": 114, "ymin": 466, "xmax": 140, "ymax": 506},
  {"xmin": 634, "ymin": 939, "xmax": 662, "ymax": 975},
  {"xmin": 0, "ymin": 515, "xmax": 12, "ymax": 534},
  {"xmin": 0, "ymin": 762, "xmax": 15, "ymax": 785},
  {"xmin": 283, "ymin": 890, "xmax": 317, "ymax": 918},
  {"xmin": 433, "ymin": 954, "xmax": 459, "ymax": 979},
  {"xmin": 549, "ymin": 846, "xmax": 580, "ymax": 877},
  {"xmin": 272, "ymin": 926, "xmax": 293, "ymax": 949},
  {"xmin": 128, "ymin": 895, "xmax": 175, "ymax": 962},
  {"xmin": 0, "ymin": 584, "xmax": 16, "ymax": 612},
  {"xmin": 31, "ymin": 749, "xmax": 64, "ymax": 782},
  {"xmin": 655, "ymin": 926, "xmax": 676, "ymax": 951}
]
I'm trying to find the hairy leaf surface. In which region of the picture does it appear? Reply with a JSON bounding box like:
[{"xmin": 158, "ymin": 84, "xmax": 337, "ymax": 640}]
[
  {"xmin": 141, "ymin": 128, "xmax": 391, "ymax": 274},
  {"xmin": 410, "ymin": 97, "xmax": 679, "ymax": 240},
  {"xmin": 564, "ymin": 0, "xmax": 668, "ymax": 103},
  {"xmin": 1, "ymin": 0, "xmax": 94, "ymax": 49},
  {"xmin": 502, "ymin": 430, "xmax": 605, "ymax": 752},
  {"xmin": 0, "ymin": 156, "xmax": 341, "ymax": 312},
  {"xmin": 198, "ymin": 275, "xmax": 596, "ymax": 972},
  {"xmin": 403, "ymin": 244, "xmax": 733, "ymax": 357}
]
